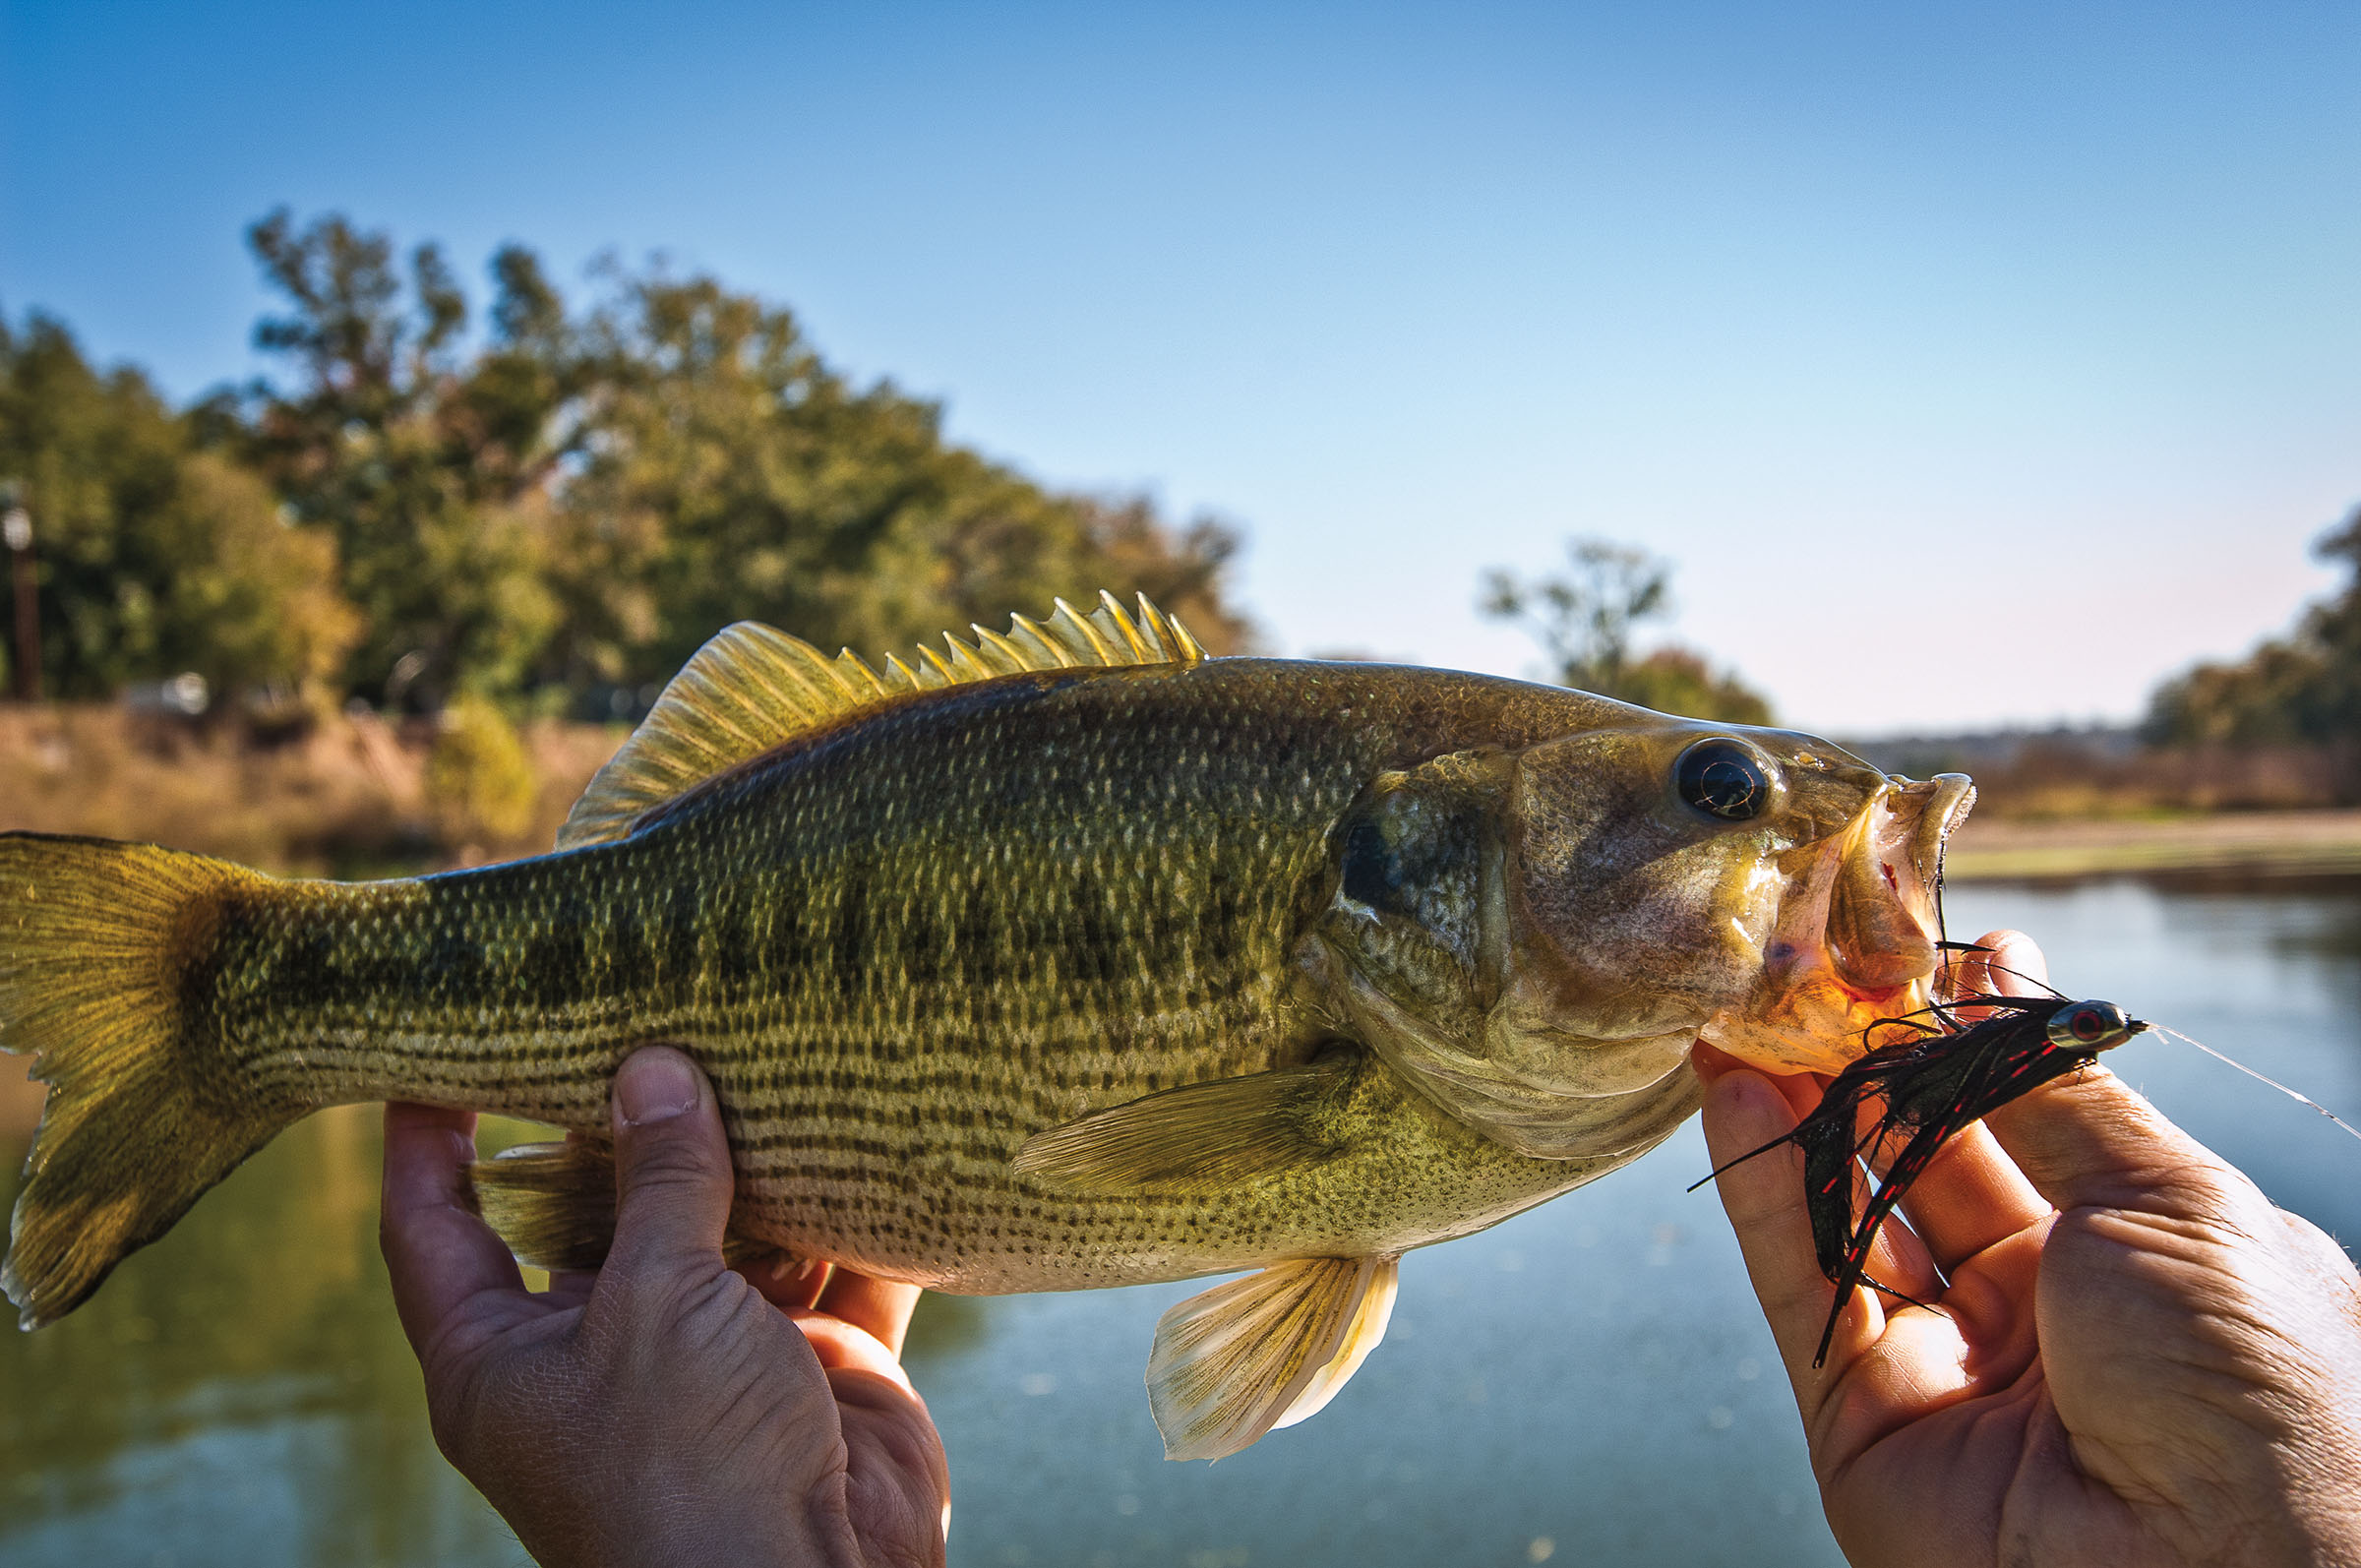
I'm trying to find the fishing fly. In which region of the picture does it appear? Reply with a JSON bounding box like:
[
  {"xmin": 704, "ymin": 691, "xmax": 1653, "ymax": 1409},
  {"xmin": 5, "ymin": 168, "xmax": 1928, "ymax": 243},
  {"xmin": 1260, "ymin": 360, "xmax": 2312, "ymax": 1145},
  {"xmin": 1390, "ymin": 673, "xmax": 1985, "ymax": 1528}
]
[
  {"xmin": 1698, "ymin": 941, "xmax": 2361, "ymax": 1369},
  {"xmin": 1695, "ymin": 981, "xmax": 2148, "ymax": 1367}
]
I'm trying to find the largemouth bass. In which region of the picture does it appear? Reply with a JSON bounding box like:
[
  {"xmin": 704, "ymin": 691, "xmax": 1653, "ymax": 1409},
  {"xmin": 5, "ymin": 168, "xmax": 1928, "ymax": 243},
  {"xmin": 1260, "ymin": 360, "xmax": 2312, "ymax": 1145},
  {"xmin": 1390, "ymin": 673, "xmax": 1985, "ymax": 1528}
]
[{"xmin": 0, "ymin": 592, "xmax": 1972, "ymax": 1459}]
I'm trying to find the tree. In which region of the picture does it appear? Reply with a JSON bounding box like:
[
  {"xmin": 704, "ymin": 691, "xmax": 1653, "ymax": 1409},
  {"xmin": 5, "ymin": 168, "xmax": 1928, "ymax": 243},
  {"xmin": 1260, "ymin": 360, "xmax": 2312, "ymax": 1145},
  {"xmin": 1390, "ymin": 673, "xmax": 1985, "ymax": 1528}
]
[
  {"xmin": 2143, "ymin": 504, "xmax": 2361, "ymax": 747},
  {"xmin": 0, "ymin": 312, "xmax": 357, "ymax": 703},
  {"xmin": 1481, "ymin": 537, "xmax": 1773, "ymax": 724},
  {"xmin": 233, "ymin": 211, "xmax": 565, "ymax": 708}
]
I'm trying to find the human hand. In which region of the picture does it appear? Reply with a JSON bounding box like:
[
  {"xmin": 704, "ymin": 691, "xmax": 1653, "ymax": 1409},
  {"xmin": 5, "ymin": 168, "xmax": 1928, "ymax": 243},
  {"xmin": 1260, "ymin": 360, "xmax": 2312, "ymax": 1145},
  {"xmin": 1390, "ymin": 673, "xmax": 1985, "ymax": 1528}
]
[
  {"xmin": 1698, "ymin": 930, "xmax": 2361, "ymax": 1567},
  {"xmin": 379, "ymin": 1047, "xmax": 950, "ymax": 1568}
]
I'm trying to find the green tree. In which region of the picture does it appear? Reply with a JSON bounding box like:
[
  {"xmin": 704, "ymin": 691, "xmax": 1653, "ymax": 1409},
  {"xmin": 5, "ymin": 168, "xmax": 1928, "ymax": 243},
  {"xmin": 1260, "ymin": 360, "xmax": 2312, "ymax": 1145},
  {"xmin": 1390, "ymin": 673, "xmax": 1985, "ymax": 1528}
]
[
  {"xmin": 234, "ymin": 211, "xmax": 565, "ymax": 708},
  {"xmin": 1481, "ymin": 537, "xmax": 1773, "ymax": 724},
  {"xmin": 0, "ymin": 312, "xmax": 358, "ymax": 703},
  {"xmin": 2143, "ymin": 504, "xmax": 2361, "ymax": 747},
  {"xmin": 546, "ymin": 269, "xmax": 1254, "ymax": 688}
]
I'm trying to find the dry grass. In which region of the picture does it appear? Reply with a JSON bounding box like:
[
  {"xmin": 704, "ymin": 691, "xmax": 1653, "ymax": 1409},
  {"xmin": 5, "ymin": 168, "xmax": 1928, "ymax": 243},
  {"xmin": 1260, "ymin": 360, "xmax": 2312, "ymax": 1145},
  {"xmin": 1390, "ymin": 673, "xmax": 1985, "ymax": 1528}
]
[{"xmin": 0, "ymin": 704, "xmax": 624, "ymax": 876}]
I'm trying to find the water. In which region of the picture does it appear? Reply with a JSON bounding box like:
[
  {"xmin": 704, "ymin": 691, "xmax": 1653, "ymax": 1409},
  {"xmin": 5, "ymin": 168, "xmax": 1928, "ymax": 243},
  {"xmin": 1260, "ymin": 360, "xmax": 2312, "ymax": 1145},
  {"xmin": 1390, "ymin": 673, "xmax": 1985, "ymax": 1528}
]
[{"xmin": 6, "ymin": 876, "xmax": 2361, "ymax": 1567}]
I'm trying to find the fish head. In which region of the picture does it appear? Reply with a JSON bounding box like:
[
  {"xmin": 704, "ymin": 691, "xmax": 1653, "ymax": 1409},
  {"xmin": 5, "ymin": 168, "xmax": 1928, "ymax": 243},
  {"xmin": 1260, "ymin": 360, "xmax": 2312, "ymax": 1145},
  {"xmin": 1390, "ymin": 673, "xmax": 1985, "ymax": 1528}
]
[{"xmin": 1302, "ymin": 715, "xmax": 1974, "ymax": 1159}]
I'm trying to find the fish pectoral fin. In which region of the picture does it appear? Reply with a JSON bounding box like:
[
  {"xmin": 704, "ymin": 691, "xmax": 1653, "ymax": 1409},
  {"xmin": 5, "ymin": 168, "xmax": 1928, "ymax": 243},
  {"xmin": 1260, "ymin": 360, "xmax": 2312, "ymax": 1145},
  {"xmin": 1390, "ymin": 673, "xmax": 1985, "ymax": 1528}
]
[
  {"xmin": 1146, "ymin": 1255, "xmax": 1400, "ymax": 1462},
  {"xmin": 468, "ymin": 1140, "xmax": 617, "ymax": 1272},
  {"xmin": 1009, "ymin": 1061, "xmax": 1352, "ymax": 1195}
]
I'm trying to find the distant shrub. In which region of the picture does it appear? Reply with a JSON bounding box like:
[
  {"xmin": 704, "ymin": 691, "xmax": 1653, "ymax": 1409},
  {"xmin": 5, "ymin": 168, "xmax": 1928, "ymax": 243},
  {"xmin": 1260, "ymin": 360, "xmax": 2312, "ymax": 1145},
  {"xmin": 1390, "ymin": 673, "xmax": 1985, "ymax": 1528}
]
[{"xmin": 424, "ymin": 697, "xmax": 540, "ymax": 853}]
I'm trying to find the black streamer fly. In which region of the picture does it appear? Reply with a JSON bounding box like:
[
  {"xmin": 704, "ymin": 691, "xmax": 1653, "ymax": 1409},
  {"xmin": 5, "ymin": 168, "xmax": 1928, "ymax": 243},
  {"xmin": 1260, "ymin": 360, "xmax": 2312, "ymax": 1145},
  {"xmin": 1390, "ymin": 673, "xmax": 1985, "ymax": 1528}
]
[{"xmin": 1694, "ymin": 983, "xmax": 2148, "ymax": 1367}]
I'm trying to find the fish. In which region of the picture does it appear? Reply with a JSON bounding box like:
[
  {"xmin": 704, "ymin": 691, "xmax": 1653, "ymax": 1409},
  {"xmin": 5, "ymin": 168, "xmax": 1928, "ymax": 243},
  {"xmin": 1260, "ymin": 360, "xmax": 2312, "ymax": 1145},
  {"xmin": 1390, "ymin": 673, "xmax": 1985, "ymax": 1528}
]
[{"xmin": 0, "ymin": 590, "xmax": 1974, "ymax": 1459}]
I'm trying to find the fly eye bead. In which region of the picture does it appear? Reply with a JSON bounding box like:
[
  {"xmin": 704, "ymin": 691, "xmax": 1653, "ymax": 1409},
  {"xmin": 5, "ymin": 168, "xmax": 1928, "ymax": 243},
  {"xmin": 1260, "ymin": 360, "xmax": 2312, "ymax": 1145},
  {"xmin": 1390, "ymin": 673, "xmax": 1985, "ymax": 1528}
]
[
  {"xmin": 2047, "ymin": 1000, "xmax": 2134, "ymax": 1050},
  {"xmin": 1675, "ymin": 739, "xmax": 1774, "ymax": 822}
]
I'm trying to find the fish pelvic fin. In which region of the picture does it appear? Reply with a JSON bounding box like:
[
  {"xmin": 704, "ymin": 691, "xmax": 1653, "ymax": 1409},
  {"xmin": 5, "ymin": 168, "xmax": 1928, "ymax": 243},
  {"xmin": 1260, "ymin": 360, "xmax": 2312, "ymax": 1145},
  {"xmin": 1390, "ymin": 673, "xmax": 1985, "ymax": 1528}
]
[
  {"xmin": 0, "ymin": 832, "xmax": 289, "ymax": 1328},
  {"xmin": 1146, "ymin": 1255, "xmax": 1400, "ymax": 1462},
  {"xmin": 557, "ymin": 591, "xmax": 1207, "ymax": 850}
]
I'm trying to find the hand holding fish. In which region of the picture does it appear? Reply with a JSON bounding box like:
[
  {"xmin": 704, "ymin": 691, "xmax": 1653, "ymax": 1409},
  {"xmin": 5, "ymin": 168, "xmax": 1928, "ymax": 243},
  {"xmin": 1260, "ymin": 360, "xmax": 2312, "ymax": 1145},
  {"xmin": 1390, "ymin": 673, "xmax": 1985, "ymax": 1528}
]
[
  {"xmin": 1700, "ymin": 931, "xmax": 2361, "ymax": 1568},
  {"xmin": 379, "ymin": 1048, "xmax": 951, "ymax": 1568}
]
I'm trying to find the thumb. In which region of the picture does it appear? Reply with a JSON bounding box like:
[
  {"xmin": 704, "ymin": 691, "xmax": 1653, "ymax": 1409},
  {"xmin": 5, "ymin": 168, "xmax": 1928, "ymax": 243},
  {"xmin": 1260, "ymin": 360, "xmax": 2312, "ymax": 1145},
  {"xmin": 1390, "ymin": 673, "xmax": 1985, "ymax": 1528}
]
[
  {"xmin": 604, "ymin": 1047, "xmax": 735, "ymax": 1281},
  {"xmin": 1985, "ymin": 1064, "xmax": 2235, "ymax": 1218}
]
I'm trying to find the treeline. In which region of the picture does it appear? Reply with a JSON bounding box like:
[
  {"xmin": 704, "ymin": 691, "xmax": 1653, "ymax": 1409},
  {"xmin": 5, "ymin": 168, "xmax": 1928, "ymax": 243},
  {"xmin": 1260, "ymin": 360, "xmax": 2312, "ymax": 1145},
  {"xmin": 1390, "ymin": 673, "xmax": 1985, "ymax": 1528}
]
[{"xmin": 0, "ymin": 211, "xmax": 1252, "ymax": 716}]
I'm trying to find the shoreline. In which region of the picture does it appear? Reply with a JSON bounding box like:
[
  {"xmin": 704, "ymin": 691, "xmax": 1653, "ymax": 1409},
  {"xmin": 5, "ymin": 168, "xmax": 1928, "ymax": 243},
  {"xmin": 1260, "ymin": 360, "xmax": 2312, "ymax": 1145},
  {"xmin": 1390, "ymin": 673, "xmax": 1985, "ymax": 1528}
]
[{"xmin": 1946, "ymin": 809, "xmax": 2361, "ymax": 880}]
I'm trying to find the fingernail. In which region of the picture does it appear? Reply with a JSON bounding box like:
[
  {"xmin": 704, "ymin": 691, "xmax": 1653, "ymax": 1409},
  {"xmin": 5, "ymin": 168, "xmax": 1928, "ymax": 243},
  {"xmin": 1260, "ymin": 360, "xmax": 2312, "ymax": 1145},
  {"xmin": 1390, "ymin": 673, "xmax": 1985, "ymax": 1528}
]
[{"xmin": 616, "ymin": 1051, "xmax": 699, "ymax": 1126}]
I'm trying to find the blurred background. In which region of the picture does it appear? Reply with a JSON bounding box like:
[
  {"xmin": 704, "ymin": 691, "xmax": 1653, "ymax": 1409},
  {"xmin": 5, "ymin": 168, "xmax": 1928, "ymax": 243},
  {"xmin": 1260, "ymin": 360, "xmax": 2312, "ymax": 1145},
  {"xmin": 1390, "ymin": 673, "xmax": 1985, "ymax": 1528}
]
[{"xmin": 3, "ymin": 2, "xmax": 2358, "ymax": 1564}]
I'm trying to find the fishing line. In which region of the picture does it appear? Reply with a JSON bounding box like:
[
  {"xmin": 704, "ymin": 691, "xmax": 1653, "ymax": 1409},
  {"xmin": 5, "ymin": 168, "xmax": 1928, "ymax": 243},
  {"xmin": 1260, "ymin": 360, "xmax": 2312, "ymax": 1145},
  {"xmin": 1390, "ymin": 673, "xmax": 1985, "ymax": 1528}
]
[{"xmin": 2154, "ymin": 1024, "xmax": 2361, "ymax": 1145}]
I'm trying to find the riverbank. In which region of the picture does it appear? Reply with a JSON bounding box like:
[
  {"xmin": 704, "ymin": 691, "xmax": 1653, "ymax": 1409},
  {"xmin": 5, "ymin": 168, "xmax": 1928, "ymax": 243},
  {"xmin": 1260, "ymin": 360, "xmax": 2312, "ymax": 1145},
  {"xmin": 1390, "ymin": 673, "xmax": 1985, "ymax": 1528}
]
[{"xmin": 1946, "ymin": 809, "xmax": 2361, "ymax": 880}]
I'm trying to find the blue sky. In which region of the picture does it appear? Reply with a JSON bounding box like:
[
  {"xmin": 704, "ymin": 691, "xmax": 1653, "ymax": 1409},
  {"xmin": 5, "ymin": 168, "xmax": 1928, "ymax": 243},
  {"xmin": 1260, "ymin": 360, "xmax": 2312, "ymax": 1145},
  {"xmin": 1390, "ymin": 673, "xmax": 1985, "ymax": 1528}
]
[{"xmin": 3, "ymin": 1, "xmax": 2355, "ymax": 732}]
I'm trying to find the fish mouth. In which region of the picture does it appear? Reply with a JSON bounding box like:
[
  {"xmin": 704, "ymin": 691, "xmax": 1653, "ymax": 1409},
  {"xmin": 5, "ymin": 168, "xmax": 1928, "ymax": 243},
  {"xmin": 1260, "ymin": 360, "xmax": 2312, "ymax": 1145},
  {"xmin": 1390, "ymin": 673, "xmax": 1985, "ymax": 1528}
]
[{"xmin": 1698, "ymin": 772, "xmax": 1976, "ymax": 1076}]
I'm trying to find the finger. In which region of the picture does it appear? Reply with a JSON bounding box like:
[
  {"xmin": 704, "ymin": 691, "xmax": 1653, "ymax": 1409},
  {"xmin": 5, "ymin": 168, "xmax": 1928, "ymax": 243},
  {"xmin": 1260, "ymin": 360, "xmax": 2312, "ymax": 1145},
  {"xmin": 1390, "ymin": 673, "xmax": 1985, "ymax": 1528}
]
[
  {"xmin": 1700, "ymin": 1067, "xmax": 1856, "ymax": 1398},
  {"xmin": 791, "ymin": 1308, "xmax": 919, "ymax": 1394},
  {"xmin": 1952, "ymin": 929, "xmax": 2049, "ymax": 1004},
  {"xmin": 1879, "ymin": 1118, "xmax": 2049, "ymax": 1272},
  {"xmin": 1854, "ymin": 1191, "xmax": 1943, "ymax": 1307},
  {"xmin": 1883, "ymin": 931, "xmax": 2057, "ymax": 1267},
  {"xmin": 1692, "ymin": 1042, "xmax": 1825, "ymax": 1119},
  {"xmin": 816, "ymin": 1270, "xmax": 924, "ymax": 1357},
  {"xmin": 601, "ymin": 1048, "xmax": 734, "ymax": 1285},
  {"xmin": 1983, "ymin": 1061, "xmax": 2231, "ymax": 1217},
  {"xmin": 380, "ymin": 1102, "xmax": 524, "ymax": 1356},
  {"xmin": 829, "ymin": 1364, "xmax": 952, "ymax": 1557},
  {"xmin": 545, "ymin": 1269, "xmax": 598, "ymax": 1303}
]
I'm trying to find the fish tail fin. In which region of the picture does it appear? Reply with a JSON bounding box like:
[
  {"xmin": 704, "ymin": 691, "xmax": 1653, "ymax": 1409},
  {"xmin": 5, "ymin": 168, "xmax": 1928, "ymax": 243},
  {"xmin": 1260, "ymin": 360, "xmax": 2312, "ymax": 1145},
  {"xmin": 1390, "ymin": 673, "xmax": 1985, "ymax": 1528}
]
[{"xmin": 0, "ymin": 832, "xmax": 290, "ymax": 1328}]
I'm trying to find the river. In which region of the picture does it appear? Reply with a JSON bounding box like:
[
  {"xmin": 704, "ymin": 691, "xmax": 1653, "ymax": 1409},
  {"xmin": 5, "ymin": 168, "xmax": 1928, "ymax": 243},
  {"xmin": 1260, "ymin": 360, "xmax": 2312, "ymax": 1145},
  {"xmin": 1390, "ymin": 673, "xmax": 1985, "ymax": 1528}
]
[{"xmin": 5, "ymin": 875, "xmax": 2360, "ymax": 1567}]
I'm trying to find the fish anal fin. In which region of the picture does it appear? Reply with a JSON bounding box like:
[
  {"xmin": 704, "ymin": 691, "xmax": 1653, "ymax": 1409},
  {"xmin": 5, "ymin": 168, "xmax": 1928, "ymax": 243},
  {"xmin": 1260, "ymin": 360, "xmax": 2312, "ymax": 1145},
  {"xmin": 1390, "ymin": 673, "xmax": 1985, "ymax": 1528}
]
[
  {"xmin": 1010, "ymin": 1061, "xmax": 1351, "ymax": 1195},
  {"xmin": 556, "ymin": 591, "xmax": 1206, "ymax": 850},
  {"xmin": 1147, "ymin": 1255, "xmax": 1396, "ymax": 1461},
  {"xmin": 469, "ymin": 1137, "xmax": 789, "ymax": 1274},
  {"xmin": 468, "ymin": 1140, "xmax": 617, "ymax": 1272},
  {"xmin": 1273, "ymin": 1255, "xmax": 1399, "ymax": 1430}
]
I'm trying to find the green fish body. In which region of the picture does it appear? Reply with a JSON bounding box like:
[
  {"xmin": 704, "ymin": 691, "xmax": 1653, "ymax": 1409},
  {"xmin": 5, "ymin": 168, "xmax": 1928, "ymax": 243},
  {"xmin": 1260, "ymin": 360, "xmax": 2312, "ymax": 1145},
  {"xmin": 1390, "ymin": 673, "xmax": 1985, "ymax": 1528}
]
[{"xmin": 0, "ymin": 593, "xmax": 1970, "ymax": 1458}]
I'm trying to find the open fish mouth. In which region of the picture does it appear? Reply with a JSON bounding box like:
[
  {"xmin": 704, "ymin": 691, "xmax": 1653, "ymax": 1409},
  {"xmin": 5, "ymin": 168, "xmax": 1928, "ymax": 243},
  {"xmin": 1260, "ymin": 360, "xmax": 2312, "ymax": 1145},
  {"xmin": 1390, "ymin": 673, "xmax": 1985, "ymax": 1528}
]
[{"xmin": 1698, "ymin": 772, "xmax": 1976, "ymax": 1076}]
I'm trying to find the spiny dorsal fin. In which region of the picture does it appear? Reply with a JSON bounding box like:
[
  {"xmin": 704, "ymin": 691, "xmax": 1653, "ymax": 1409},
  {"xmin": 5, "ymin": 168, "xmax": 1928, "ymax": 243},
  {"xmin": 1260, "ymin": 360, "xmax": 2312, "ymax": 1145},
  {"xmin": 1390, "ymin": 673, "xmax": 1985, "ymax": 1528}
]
[
  {"xmin": 557, "ymin": 591, "xmax": 1206, "ymax": 849},
  {"xmin": 1146, "ymin": 1255, "xmax": 1401, "ymax": 1461}
]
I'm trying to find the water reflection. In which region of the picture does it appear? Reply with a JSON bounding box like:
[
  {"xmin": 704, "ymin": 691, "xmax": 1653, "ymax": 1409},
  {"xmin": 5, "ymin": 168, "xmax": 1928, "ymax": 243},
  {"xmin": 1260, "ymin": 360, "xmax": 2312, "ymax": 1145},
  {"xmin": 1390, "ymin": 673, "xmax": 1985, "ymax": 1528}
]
[
  {"xmin": 0, "ymin": 1108, "xmax": 519, "ymax": 1566},
  {"xmin": 2, "ymin": 878, "xmax": 2358, "ymax": 1565}
]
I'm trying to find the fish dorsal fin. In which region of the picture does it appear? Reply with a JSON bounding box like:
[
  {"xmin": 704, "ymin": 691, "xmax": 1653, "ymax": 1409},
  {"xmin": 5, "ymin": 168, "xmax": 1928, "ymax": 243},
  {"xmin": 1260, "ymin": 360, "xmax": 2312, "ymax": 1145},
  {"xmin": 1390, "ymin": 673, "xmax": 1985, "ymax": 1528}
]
[
  {"xmin": 1147, "ymin": 1255, "xmax": 1401, "ymax": 1461},
  {"xmin": 1010, "ymin": 1061, "xmax": 1353, "ymax": 1195},
  {"xmin": 557, "ymin": 591, "xmax": 1206, "ymax": 849}
]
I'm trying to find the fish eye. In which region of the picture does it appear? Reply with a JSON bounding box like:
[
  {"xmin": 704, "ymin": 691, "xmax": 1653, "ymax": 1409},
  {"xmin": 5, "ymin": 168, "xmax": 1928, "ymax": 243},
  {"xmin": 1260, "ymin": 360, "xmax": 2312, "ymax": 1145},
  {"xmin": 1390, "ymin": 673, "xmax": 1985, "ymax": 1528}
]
[{"xmin": 1674, "ymin": 739, "xmax": 1774, "ymax": 822}]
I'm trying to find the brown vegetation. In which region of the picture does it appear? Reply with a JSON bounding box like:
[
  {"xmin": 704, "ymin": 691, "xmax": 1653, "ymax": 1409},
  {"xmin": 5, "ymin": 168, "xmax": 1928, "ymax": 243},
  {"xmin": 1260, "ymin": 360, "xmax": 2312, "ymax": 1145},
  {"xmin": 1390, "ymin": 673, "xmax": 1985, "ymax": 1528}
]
[
  {"xmin": 0, "ymin": 704, "xmax": 621, "ymax": 876},
  {"xmin": 1862, "ymin": 733, "xmax": 2358, "ymax": 821}
]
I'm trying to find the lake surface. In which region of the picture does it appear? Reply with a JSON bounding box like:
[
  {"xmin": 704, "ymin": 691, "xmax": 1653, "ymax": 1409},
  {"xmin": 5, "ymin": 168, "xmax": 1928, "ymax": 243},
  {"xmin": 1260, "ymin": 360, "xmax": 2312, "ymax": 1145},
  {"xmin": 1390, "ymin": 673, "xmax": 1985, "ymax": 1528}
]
[{"xmin": 7, "ymin": 875, "xmax": 2361, "ymax": 1567}]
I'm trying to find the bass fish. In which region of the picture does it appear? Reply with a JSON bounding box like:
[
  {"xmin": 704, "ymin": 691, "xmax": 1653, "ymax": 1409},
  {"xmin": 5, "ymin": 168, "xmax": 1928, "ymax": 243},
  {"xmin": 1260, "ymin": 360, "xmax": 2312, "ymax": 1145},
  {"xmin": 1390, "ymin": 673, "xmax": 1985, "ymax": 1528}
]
[{"xmin": 0, "ymin": 592, "xmax": 1971, "ymax": 1459}]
